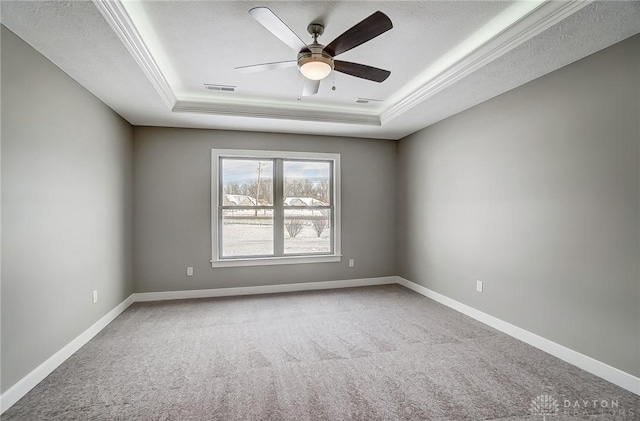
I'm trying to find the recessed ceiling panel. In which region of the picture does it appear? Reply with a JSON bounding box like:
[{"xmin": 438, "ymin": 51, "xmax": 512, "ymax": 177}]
[{"xmin": 129, "ymin": 1, "xmax": 515, "ymax": 106}]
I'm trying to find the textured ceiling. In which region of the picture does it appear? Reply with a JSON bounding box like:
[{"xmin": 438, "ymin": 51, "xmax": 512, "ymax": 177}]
[{"xmin": 1, "ymin": 1, "xmax": 639, "ymax": 140}]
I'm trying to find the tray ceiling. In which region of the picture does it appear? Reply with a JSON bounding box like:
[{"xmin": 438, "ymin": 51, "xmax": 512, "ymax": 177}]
[{"xmin": 2, "ymin": 1, "xmax": 639, "ymax": 140}]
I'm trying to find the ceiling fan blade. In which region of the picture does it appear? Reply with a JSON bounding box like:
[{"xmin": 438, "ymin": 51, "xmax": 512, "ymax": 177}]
[
  {"xmin": 334, "ymin": 60, "xmax": 390, "ymax": 82},
  {"xmin": 302, "ymin": 78, "xmax": 320, "ymax": 96},
  {"xmin": 249, "ymin": 7, "xmax": 308, "ymax": 52},
  {"xmin": 323, "ymin": 11, "xmax": 392, "ymax": 57},
  {"xmin": 235, "ymin": 60, "xmax": 297, "ymax": 73}
]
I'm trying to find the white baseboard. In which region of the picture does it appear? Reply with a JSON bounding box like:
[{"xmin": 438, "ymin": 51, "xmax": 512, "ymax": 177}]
[
  {"xmin": 3, "ymin": 275, "xmax": 637, "ymax": 415},
  {"xmin": 396, "ymin": 277, "xmax": 640, "ymax": 396},
  {"xmin": 0, "ymin": 294, "xmax": 136, "ymax": 413},
  {"xmin": 133, "ymin": 276, "xmax": 397, "ymax": 302}
]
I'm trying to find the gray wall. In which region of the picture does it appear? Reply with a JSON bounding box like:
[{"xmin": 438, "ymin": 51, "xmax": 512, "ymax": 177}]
[
  {"xmin": 133, "ymin": 127, "xmax": 397, "ymax": 292},
  {"xmin": 398, "ymin": 35, "xmax": 640, "ymax": 376},
  {"xmin": 1, "ymin": 26, "xmax": 134, "ymax": 392}
]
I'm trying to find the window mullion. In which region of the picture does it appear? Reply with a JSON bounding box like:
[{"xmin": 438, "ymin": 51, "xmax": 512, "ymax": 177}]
[{"xmin": 273, "ymin": 159, "xmax": 284, "ymax": 256}]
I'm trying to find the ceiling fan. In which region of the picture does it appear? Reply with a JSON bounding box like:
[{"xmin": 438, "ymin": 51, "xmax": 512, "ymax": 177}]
[{"xmin": 236, "ymin": 7, "xmax": 393, "ymax": 96}]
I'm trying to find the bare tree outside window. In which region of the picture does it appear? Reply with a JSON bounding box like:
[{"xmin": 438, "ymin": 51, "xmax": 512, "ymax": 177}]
[
  {"xmin": 285, "ymin": 219, "xmax": 305, "ymax": 238},
  {"xmin": 311, "ymin": 217, "xmax": 328, "ymax": 237}
]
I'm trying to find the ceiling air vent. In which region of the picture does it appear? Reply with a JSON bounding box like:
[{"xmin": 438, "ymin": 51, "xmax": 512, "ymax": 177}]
[
  {"xmin": 356, "ymin": 98, "xmax": 382, "ymax": 104},
  {"xmin": 205, "ymin": 84, "xmax": 236, "ymax": 92}
]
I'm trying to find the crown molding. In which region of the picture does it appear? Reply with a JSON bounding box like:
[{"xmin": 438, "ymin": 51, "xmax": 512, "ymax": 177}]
[
  {"xmin": 173, "ymin": 100, "xmax": 381, "ymax": 126},
  {"xmin": 379, "ymin": 0, "xmax": 592, "ymax": 125},
  {"xmin": 92, "ymin": 0, "xmax": 176, "ymax": 109}
]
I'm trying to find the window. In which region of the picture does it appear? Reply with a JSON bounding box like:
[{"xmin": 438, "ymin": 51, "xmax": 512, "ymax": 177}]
[{"xmin": 211, "ymin": 149, "xmax": 341, "ymax": 267}]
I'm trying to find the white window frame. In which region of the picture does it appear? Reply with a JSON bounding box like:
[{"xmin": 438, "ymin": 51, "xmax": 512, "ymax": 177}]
[{"xmin": 211, "ymin": 149, "xmax": 341, "ymax": 267}]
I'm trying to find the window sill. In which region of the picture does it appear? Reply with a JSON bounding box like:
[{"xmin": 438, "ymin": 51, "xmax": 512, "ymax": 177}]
[{"xmin": 211, "ymin": 255, "xmax": 342, "ymax": 268}]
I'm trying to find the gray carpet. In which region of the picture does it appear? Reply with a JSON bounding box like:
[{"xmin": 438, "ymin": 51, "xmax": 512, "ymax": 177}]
[{"xmin": 3, "ymin": 285, "xmax": 638, "ymax": 420}]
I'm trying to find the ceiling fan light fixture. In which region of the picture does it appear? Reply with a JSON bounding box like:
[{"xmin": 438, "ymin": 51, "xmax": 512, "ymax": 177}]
[
  {"xmin": 300, "ymin": 60, "xmax": 332, "ymax": 80},
  {"xmin": 298, "ymin": 49, "xmax": 334, "ymax": 81}
]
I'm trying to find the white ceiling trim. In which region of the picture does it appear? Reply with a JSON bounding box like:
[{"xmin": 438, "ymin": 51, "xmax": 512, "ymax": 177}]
[
  {"xmin": 92, "ymin": 0, "xmax": 175, "ymax": 109},
  {"xmin": 172, "ymin": 100, "xmax": 380, "ymax": 126},
  {"xmin": 380, "ymin": 0, "xmax": 592, "ymax": 124},
  {"xmin": 92, "ymin": 0, "xmax": 592, "ymax": 127}
]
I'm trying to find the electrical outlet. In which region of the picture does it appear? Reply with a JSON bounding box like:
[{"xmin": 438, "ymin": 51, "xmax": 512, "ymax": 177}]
[
  {"xmin": 349, "ymin": 259, "xmax": 355, "ymax": 267},
  {"xmin": 187, "ymin": 266, "xmax": 194, "ymax": 276},
  {"xmin": 476, "ymin": 280, "xmax": 483, "ymax": 293},
  {"xmin": 92, "ymin": 290, "xmax": 98, "ymax": 303}
]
